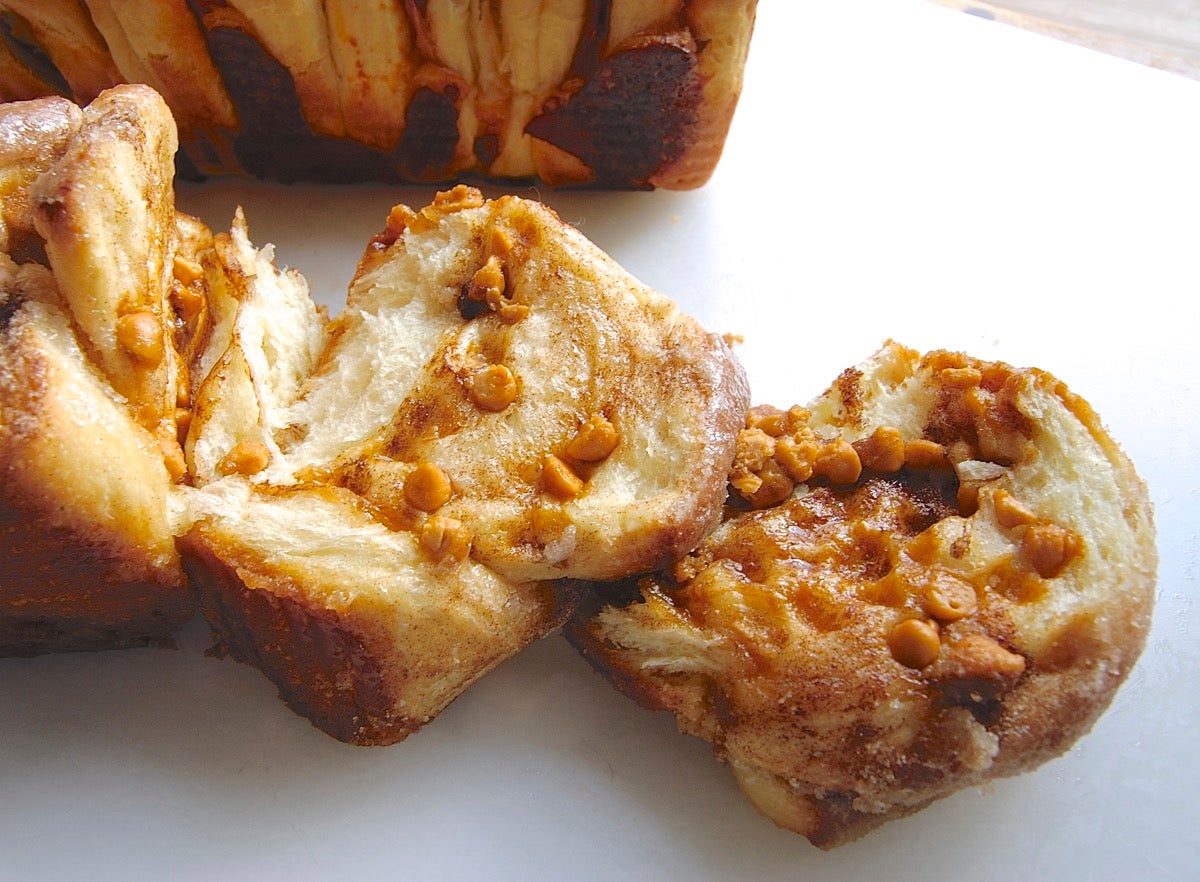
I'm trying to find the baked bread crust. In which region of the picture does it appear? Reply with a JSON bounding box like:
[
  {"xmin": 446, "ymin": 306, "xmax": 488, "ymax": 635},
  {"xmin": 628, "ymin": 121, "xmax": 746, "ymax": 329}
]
[
  {"xmin": 179, "ymin": 483, "xmax": 575, "ymax": 744},
  {"xmin": 568, "ymin": 341, "xmax": 1156, "ymax": 847},
  {"xmin": 0, "ymin": 1, "xmax": 757, "ymax": 188},
  {"xmin": 0, "ymin": 86, "xmax": 196, "ymax": 656},
  {"xmin": 175, "ymin": 186, "xmax": 748, "ymax": 743}
]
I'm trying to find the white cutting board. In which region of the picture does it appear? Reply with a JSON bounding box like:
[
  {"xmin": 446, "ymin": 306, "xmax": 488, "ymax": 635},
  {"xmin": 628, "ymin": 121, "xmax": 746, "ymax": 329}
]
[{"xmin": 4, "ymin": 1, "xmax": 1198, "ymax": 878}]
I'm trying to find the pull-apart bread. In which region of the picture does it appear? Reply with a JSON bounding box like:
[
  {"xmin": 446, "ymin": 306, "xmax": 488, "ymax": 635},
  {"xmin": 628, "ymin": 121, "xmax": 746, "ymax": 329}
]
[
  {"xmin": 175, "ymin": 185, "xmax": 749, "ymax": 744},
  {"xmin": 0, "ymin": 78, "xmax": 749, "ymax": 744},
  {"xmin": 0, "ymin": 0, "xmax": 758, "ymax": 188},
  {"xmin": 1, "ymin": 87, "xmax": 1158, "ymax": 846},
  {"xmin": 568, "ymin": 341, "xmax": 1156, "ymax": 847},
  {"xmin": 1, "ymin": 86, "xmax": 196, "ymax": 654}
]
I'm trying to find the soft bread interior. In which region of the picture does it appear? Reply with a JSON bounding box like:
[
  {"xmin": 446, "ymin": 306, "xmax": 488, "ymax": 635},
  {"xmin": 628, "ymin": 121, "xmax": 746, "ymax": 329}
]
[
  {"xmin": 190, "ymin": 187, "xmax": 747, "ymax": 583},
  {"xmin": 186, "ymin": 209, "xmax": 328, "ymax": 486}
]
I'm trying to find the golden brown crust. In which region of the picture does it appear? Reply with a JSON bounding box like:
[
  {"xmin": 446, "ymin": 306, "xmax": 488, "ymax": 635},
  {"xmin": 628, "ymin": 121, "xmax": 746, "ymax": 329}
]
[
  {"xmin": 647, "ymin": 0, "xmax": 757, "ymax": 189},
  {"xmin": 0, "ymin": 0, "xmax": 123, "ymax": 103},
  {"xmin": 30, "ymin": 85, "xmax": 184, "ymax": 463},
  {"xmin": 182, "ymin": 533, "xmax": 409, "ymax": 744},
  {"xmin": 0, "ymin": 1, "xmax": 757, "ymax": 187},
  {"xmin": 568, "ymin": 341, "xmax": 1156, "ymax": 847},
  {"xmin": 0, "ymin": 504, "xmax": 190, "ymax": 656}
]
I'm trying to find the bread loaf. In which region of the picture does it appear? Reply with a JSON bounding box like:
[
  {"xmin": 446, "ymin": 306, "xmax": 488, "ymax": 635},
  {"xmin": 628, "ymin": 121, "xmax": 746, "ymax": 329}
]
[
  {"xmin": 0, "ymin": 0, "xmax": 758, "ymax": 188},
  {"xmin": 568, "ymin": 341, "xmax": 1157, "ymax": 847},
  {"xmin": 0, "ymin": 87, "xmax": 750, "ymax": 742}
]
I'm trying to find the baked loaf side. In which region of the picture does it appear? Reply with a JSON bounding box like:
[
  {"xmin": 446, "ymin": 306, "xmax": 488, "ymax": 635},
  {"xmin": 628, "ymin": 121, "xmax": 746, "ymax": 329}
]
[
  {"xmin": 0, "ymin": 0, "xmax": 757, "ymax": 188},
  {"xmin": 0, "ymin": 86, "xmax": 197, "ymax": 655},
  {"xmin": 173, "ymin": 185, "xmax": 749, "ymax": 743},
  {"xmin": 567, "ymin": 341, "xmax": 1156, "ymax": 847}
]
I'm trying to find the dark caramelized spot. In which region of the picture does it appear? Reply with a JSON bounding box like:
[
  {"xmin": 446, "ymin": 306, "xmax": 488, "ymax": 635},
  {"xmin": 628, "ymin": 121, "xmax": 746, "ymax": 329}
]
[
  {"xmin": 930, "ymin": 634, "xmax": 1026, "ymax": 725},
  {"xmin": 456, "ymin": 284, "xmax": 490, "ymax": 320},
  {"xmin": 473, "ymin": 132, "xmax": 499, "ymax": 168},
  {"xmin": 0, "ymin": 295, "xmax": 23, "ymax": 330},
  {"xmin": 0, "ymin": 13, "xmax": 71, "ymax": 95},
  {"xmin": 565, "ymin": 0, "xmax": 613, "ymax": 82},
  {"xmin": 525, "ymin": 34, "xmax": 702, "ymax": 188},
  {"xmin": 396, "ymin": 86, "xmax": 460, "ymax": 181}
]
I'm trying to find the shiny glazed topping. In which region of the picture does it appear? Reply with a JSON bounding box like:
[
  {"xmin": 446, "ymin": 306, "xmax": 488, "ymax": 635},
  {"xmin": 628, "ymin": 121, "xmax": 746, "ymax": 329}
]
[{"xmin": 686, "ymin": 380, "xmax": 1084, "ymax": 683}]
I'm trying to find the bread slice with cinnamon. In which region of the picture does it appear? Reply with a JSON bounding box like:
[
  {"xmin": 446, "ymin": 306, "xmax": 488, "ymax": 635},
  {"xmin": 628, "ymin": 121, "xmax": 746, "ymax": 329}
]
[
  {"xmin": 568, "ymin": 341, "xmax": 1156, "ymax": 847},
  {"xmin": 175, "ymin": 186, "xmax": 749, "ymax": 743}
]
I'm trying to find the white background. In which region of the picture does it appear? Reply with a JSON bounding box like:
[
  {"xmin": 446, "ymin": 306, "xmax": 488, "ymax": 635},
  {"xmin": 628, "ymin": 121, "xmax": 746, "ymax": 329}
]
[{"xmin": 3, "ymin": 1, "xmax": 1198, "ymax": 878}]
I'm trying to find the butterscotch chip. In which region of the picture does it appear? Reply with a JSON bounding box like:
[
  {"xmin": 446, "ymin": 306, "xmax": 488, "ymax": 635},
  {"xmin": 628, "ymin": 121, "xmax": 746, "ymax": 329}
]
[
  {"xmin": 115, "ymin": 311, "xmax": 163, "ymax": 365},
  {"xmin": 812, "ymin": 438, "xmax": 862, "ymax": 485},
  {"xmin": 774, "ymin": 435, "xmax": 818, "ymax": 483},
  {"xmin": 921, "ymin": 571, "xmax": 978, "ymax": 622},
  {"xmin": 1022, "ymin": 522, "xmax": 1083, "ymax": 578},
  {"xmin": 218, "ymin": 439, "xmax": 271, "ymax": 477},
  {"xmin": 404, "ymin": 462, "xmax": 453, "ymax": 512},
  {"xmin": 468, "ymin": 364, "xmax": 517, "ymax": 412},
  {"xmin": 854, "ymin": 425, "xmax": 905, "ymax": 473},
  {"xmin": 567, "ymin": 414, "xmax": 620, "ymax": 462},
  {"xmin": 419, "ymin": 516, "xmax": 472, "ymax": 565},
  {"xmin": 747, "ymin": 406, "xmax": 788, "ymax": 437},
  {"xmin": 994, "ymin": 489, "xmax": 1038, "ymax": 528},
  {"xmin": 172, "ymin": 254, "xmax": 204, "ymax": 285},
  {"xmin": 904, "ymin": 439, "xmax": 948, "ymax": 469},
  {"xmin": 940, "ymin": 366, "xmax": 983, "ymax": 387},
  {"xmin": 541, "ymin": 454, "xmax": 584, "ymax": 500},
  {"xmin": 888, "ymin": 618, "xmax": 941, "ymax": 669},
  {"xmin": 745, "ymin": 459, "xmax": 794, "ymax": 509},
  {"xmin": 467, "ymin": 256, "xmax": 505, "ymax": 305},
  {"xmin": 948, "ymin": 634, "xmax": 1026, "ymax": 682}
]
